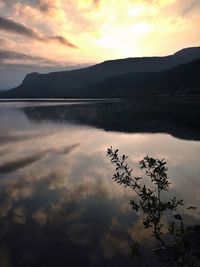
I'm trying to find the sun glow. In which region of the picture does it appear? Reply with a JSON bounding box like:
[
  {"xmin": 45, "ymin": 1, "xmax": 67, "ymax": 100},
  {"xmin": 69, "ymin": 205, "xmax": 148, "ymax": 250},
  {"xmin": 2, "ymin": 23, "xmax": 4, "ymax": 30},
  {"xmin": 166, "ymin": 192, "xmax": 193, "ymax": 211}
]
[{"xmin": 0, "ymin": 0, "xmax": 199, "ymax": 65}]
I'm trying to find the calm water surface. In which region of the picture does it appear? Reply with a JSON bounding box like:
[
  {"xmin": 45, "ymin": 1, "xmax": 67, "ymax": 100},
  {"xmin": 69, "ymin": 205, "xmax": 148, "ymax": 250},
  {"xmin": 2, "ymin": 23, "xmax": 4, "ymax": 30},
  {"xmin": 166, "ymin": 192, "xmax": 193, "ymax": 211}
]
[{"xmin": 0, "ymin": 99, "xmax": 199, "ymax": 266}]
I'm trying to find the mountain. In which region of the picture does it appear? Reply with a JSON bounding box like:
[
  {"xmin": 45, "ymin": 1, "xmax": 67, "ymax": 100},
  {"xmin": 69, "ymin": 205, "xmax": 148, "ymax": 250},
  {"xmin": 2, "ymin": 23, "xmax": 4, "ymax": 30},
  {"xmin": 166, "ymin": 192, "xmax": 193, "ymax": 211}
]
[
  {"xmin": 81, "ymin": 59, "xmax": 200, "ymax": 97},
  {"xmin": 1, "ymin": 46, "xmax": 200, "ymax": 98}
]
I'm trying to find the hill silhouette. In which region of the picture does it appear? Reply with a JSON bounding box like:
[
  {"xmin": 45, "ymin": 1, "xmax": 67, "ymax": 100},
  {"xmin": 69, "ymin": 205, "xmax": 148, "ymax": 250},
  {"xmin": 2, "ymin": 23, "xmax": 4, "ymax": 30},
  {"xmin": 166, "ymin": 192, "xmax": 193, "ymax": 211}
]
[{"xmin": 1, "ymin": 46, "xmax": 200, "ymax": 98}]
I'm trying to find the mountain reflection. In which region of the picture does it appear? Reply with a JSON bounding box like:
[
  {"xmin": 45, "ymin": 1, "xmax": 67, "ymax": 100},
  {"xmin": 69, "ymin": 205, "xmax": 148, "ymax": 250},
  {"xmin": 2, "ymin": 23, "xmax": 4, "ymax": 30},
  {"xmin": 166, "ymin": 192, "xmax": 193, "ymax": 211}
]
[{"xmin": 22, "ymin": 98, "xmax": 200, "ymax": 140}]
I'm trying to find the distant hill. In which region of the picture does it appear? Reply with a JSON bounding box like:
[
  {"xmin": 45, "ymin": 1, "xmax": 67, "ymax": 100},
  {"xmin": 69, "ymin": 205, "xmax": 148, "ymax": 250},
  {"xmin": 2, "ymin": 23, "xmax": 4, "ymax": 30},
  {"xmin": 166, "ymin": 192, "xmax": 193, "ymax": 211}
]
[
  {"xmin": 1, "ymin": 46, "xmax": 200, "ymax": 98},
  {"xmin": 81, "ymin": 59, "xmax": 200, "ymax": 97}
]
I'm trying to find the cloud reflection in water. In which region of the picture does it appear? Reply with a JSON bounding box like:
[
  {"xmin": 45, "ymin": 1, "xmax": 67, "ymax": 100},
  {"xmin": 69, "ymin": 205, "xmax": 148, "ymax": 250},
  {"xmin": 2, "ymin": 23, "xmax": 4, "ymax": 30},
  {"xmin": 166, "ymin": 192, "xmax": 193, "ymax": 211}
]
[{"xmin": 0, "ymin": 100, "xmax": 199, "ymax": 266}]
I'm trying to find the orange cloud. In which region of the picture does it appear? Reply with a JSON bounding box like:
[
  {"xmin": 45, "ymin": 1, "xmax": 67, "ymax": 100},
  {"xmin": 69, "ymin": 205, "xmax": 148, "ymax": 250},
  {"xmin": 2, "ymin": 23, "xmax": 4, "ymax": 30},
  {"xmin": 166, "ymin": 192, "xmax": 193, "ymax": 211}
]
[{"xmin": 0, "ymin": 0, "xmax": 199, "ymax": 66}]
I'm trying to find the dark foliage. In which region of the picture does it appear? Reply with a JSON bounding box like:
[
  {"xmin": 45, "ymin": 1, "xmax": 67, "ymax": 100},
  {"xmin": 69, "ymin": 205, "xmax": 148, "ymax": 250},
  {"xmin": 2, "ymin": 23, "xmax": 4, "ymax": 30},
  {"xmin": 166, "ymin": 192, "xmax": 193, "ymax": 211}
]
[{"xmin": 107, "ymin": 147, "xmax": 200, "ymax": 266}]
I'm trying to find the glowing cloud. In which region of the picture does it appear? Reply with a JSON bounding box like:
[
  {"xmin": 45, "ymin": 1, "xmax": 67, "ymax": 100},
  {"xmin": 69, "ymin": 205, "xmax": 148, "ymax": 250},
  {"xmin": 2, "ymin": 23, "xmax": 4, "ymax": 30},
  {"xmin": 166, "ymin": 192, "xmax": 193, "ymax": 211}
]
[{"xmin": 0, "ymin": 0, "xmax": 199, "ymax": 89}]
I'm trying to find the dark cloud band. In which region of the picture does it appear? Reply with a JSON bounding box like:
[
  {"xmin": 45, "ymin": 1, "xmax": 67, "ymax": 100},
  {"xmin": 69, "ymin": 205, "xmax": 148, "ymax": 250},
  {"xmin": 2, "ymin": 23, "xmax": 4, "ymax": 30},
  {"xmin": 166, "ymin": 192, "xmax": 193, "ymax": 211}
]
[
  {"xmin": 0, "ymin": 16, "xmax": 77, "ymax": 48},
  {"xmin": 0, "ymin": 49, "xmax": 42, "ymax": 61},
  {"xmin": 0, "ymin": 15, "xmax": 40, "ymax": 39},
  {"xmin": 181, "ymin": 0, "xmax": 200, "ymax": 15},
  {"xmin": 0, "ymin": 144, "xmax": 80, "ymax": 174},
  {"xmin": 0, "ymin": 49, "xmax": 60, "ymax": 65}
]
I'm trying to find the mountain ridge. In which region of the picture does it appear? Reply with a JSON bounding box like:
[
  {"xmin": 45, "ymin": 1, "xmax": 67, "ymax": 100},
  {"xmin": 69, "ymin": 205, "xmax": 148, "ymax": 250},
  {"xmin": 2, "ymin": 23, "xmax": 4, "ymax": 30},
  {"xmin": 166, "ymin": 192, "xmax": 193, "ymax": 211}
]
[{"xmin": 1, "ymin": 46, "xmax": 200, "ymax": 98}]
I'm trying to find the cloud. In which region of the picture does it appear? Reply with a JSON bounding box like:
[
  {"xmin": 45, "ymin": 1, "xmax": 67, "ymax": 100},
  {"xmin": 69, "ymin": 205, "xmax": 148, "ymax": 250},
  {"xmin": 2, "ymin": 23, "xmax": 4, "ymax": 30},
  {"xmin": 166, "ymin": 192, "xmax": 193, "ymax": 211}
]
[
  {"xmin": 0, "ymin": 15, "xmax": 41, "ymax": 39},
  {"xmin": 0, "ymin": 15, "xmax": 77, "ymax": 48},
  {"xmin": 0, "ymin": 131, "xmax": 58, "ymax": 145},
  {"xmin": 0, "ymin": 0, "xmax": 199, "ymax": 88},
  {"xmin": 181, "ymin": 0, "xmax": 200, "ymax": 15},
  {"xmin": 0, "ymin": 0, "xmax": 14, "ymax": 7},
  {"xmin": 35, "ymin": 0, "xmax": 56, "ymax": 14},
  {"xmin": 0, "ymin": 148, "xmax": 10, "ymax": 157},
  {"xmin": 0, "ymin": 0, "xmax": 5, "ymax": 8},
  {"xmin": 0, "ymin": 49, "xmax": 45, "ymax": 61},
  {"xmin": 13, "ymin": 206, "xmax": 27, "ymax": 224},
  {"xmin": 0, "ymin": 49, "xmax": 61, "ymax": 66},
  {"xmin": 48, "ymin": 36, "xmax": 77, "ymax": 48},
  {"xmin": 0, "ymin": 152, "xmax": 46, "ymax": 174},
  {"xmin": 0, "ymin": 37, "xmax": 8, "ymax": 47},
  {"xmin": 58, "ymin": 143, "xmax": 81, "ymax": 155},
  {"xmin": 93, "ymin": 0, "xmax": 101, "ymax": 8},
  {"xmin": 0, "ymin": 133, "xmax": 38, "ymax": 144},
  {"xmin": 0, "ymin": 144, "xmax": 80, "ymax": 174},
  {"xmin": 32, "ymin": 209, "xmax": 47, "ymax": 225}
]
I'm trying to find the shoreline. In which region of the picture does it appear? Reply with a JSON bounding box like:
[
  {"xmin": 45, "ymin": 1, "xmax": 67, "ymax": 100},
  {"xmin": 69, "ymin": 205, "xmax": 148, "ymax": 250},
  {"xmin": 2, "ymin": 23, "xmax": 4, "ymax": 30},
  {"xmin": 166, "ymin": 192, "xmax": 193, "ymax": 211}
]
[{"xmin": 0, "ymin": 95, "xmax": 200, "ymax": 102}]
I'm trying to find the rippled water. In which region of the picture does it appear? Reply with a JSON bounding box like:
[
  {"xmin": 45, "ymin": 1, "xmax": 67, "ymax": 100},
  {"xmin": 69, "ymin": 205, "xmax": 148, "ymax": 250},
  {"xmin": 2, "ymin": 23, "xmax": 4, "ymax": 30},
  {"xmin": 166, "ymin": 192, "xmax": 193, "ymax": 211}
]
[{"xmin": 0, "ymin": 99, "xmax": 199, "ymax": 266}]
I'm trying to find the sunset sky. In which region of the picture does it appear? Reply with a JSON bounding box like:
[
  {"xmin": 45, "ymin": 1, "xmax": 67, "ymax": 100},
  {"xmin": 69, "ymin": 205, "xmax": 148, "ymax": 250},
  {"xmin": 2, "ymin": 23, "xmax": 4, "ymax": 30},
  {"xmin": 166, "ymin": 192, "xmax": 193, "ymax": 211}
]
[{"xmin": 0, "ymin": 0, "xmax": 199, "ymax": 89}]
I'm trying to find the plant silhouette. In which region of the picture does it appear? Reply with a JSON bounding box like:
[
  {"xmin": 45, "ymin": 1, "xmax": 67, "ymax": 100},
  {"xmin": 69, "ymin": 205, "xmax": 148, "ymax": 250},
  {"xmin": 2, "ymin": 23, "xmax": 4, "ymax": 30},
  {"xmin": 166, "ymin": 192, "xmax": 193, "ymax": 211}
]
[{"xmin": 107, "ymin": 147, "xmax": 199, "ymax": 266}]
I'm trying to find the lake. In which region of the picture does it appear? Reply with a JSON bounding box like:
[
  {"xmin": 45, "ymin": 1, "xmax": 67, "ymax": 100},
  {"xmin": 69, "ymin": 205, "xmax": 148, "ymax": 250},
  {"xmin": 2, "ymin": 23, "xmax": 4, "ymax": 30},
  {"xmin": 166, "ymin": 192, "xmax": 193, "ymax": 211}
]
[{"xmin": 0, "ymin": 98, "xmax": 200, "ymax": 267}]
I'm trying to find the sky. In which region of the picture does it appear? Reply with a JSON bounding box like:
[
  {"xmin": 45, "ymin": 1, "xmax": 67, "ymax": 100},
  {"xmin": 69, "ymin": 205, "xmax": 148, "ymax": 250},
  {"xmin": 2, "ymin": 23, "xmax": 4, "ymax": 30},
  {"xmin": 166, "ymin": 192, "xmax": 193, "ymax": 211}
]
[{"xmin": 0, "ymin": 0, "xmax": 200, "ymax": 90}]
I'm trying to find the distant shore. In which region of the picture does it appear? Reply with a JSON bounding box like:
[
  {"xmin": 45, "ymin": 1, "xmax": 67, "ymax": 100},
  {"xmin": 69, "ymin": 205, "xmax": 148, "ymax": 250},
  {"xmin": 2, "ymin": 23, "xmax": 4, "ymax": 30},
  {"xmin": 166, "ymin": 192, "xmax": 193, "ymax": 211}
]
[{"xmin": 0, "ymin": 95, "xmax": 200, "ymax": 102}]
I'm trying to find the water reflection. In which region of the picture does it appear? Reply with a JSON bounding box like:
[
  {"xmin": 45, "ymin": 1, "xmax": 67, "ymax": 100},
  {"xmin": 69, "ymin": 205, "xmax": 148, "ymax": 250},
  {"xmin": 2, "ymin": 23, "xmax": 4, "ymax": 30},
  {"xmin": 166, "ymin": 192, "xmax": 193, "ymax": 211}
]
[
  {"xmin": 0, "ymin": 99, "xmax": 199, "ymax": 266},
  {"xmin": 22, "ymin": 98, "xmax": 200, "ymax": 140},
  {"xmin": 0, "ymin": 144, "xmax": 80, "ymax": 174}
]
